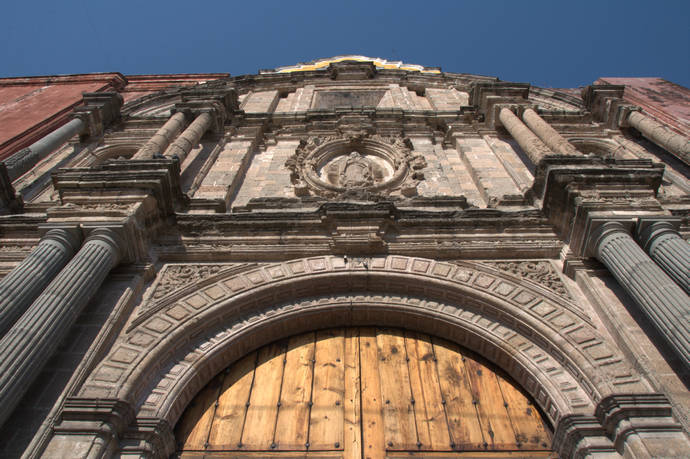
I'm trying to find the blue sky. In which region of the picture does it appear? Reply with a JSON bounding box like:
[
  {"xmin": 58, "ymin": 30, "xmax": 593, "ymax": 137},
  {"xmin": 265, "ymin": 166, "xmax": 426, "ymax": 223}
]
[{"xmin": 1, "ymin": 0, "xmax": 688, "ymax": 88}]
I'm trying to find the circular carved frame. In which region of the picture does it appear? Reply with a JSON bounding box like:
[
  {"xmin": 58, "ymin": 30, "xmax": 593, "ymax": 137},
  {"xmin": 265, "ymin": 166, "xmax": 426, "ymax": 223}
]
[{"xmin": 285, "ymin": 134, "xmax": 427, "ymax": 197}]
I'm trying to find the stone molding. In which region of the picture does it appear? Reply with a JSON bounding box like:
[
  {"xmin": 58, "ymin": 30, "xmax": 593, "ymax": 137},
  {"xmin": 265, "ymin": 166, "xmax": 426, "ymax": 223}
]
[
  {"xmin": 536, "ymin": 156, "xmax": 665, "ymax": 255},
  {"xmin": 78, "ymin": 256, "xmax": 648, "ymax": 439},
  {"xmin": 51, "ymin": 157, "xmax": 184, "ymax": 217},
  {"xmin": 552, "ymin": 394, "xmax": 688, "ymax": 458}
]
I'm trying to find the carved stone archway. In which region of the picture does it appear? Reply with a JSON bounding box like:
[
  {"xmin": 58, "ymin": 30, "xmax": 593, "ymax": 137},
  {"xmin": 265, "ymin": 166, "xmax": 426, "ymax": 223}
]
[{"xmin": 71, "ymin": 256, "xmax": 651, "ymax": 456}]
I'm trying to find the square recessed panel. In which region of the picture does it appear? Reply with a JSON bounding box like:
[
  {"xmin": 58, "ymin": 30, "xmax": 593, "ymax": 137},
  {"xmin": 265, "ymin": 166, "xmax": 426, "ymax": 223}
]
[{"xmin": 312, "ymin": 90, "xmax": 386, "ymax": 109}]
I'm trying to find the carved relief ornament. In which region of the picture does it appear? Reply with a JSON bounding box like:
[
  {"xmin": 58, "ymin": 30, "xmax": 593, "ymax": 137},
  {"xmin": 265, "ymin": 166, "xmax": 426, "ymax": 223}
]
[{"xmin": 285, "ymin": 134, "xmax": 426, "ymax": 198}]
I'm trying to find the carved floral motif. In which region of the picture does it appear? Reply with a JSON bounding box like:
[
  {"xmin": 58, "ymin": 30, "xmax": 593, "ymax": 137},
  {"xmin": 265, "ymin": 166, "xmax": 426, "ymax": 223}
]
[
  {"xmin": 483, "ymin": 261, "xmax": 571, "ymax": 299},
  {"xmin": 151, "ymin": 264, "xmax": 228, "ymax": 300}
]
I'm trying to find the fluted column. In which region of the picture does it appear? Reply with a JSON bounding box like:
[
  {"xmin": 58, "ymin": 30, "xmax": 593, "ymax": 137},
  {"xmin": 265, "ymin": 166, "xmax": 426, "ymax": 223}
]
[
  {"xmin": 627, "ymin": 111, "xmax": 690, "ymax": 164},
  {"xmin": 4, "ymin": 118, "xmax": 85, "ymax": 180},
  {"xmin": 637, "ymin": 221, "xmax": 690, "ymax": 294},
  {"xmin": 0, "ymin": 228, "xmax": 123, "ymax": 427},
  {"xmin": 499, "ymin": 107, "xmax": 553, "ymax": 164},
  {"xmin": 132, "ymin": 111, "xmax": 188, "ymax": 159},
  {"xmin": 522, "ymin": 108, "xmax": 580, "ymax": 156},
  {"xmin": 163, "ymin": 111, "xmax": 213, "ymax": 164},
  {"xmin": 590, "ymin": 222, "xmax": 690, "ymax": 371},
  {"xmin": 0, "ymin": 228, "xmax": 82, "ymax": 337}
]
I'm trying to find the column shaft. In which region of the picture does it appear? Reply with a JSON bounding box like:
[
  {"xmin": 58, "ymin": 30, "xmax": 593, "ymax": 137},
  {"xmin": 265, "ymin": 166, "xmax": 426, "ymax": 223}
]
[
  {"xmin": 0, "ymin": 228, "xmax": 122, "ymax": 428},
  {"xmin": 163, "ymin": 112, "xmax": 213, "ymax": 163},
  {"xmin": 627, "ymin": 111, "xmax": 690, "ymax": 164},
  {"xmin": 638, "ymin": 222, "xmax": 690, "ymax": 294},
  {"xmin": 592, "ymin": 223, "xmax": 690, "ymax": 371},
  {"xmin": 522, "ymin": 108, "xmax": 580, "ymax": 156},
  {"xmin": 4, "ymin": 118, "xmax": 85, "ymax": 181},
  {"xmin": 499, "ymin": 107, "xmax": 553, "ymax": 164},
  {"xmin": 0, "ymin": 228, "xmax": 82, "ymax": 337},
  {"xmin": 132, "ymin": 111, "xmax": 187, "ymax": 159}
]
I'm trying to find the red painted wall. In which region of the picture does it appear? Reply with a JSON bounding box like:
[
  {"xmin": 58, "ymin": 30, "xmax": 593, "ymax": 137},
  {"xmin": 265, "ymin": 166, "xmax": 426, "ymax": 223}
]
[
  {"xmin": 0, "ymin": 72, "xmax": 228, "ymax": 161},
  {"xmin": 598, "ymin": 77, "xmax": 690, "ymax": 136}
]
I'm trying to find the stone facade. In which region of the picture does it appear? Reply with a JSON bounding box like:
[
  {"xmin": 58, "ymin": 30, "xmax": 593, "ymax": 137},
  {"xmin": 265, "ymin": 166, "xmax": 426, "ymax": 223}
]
[{"xmin": 0, "ymin": 56, "xmax": 688, "ymax": 458}]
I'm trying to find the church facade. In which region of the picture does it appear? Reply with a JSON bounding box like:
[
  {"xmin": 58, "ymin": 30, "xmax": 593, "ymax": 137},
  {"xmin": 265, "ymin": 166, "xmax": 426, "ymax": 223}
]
[{"xmin": 0, "ymin": 56, "xmax": 688, "ymax": 458}]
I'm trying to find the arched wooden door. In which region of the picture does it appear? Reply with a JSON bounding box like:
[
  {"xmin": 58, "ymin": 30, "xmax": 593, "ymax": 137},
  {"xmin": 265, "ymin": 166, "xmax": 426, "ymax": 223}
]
[{"xmin": 175, "ymin": 328, "xmax": 553, "ymax": 458}]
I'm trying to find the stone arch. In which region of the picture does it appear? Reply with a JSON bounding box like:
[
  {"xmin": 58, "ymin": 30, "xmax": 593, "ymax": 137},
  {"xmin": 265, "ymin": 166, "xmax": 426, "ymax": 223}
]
[
  {"xmin": 78, "ymin": 143, "xmax": 139, "ymax": 166},
  {"xmin": 81, "ymin": 256, "xmax": 646, "ymax": 437}
]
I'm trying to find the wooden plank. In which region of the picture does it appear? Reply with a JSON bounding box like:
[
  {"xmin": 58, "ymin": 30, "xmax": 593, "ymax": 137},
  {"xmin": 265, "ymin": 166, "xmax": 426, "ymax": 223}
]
[
  {"xmin": 275, "ymin": 332, "xmax": 316, "ymax": 450},
  {"xmin": 207, "ymin": 352, "xmax": 257, "ymax": 450},
  {"xmin": 464, "ymin": 357, "xmax": 517, "ymax": 450},
  {"xmin": 176, "ymin": 373, "xmax": 223, "ymax": 450},
  {"xmin": 376, "ymin": 328, "xmax": 418, "ymax": 451},
  {"xmin": 496, "ymin": 372, "xmax": 552, "ymax": 450},
  {"xmin": 359, "ymin": 327, "xmax": 385, "ymax": 459},
  {"xmin": 433, "ymin": 338, "xmax": 485, "ymax": 450},
  {"xmin": 405, "ymin": 331, "xmax": 451, "ymax": 451},
  {"xmin": 241, "ymin": 341, "xmax": 287, "ymax": 450},
  {"xmin": 309, "ymin": 329, "xmax": 345, "ymax": 451},
  {"xmin": 343, "ymin": 328, "xmax": 362, "ymax": 459}
]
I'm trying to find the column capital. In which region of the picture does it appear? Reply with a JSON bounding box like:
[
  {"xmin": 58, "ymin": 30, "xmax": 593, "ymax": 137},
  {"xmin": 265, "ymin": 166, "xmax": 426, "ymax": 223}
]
[
  {"xmin": 73, "ymin": 92, "xmax": 124, "ymax": 138},
  {"xmin": 83, "ymin": 226, "xmax": 125, "ymax": 262},
  {"xmin": 468, "ymin": 81, "xmax": 530, "ymax": 128},
  {"xmin": 172, "ymin": 88, "xmax": 239, "ymax": 133},
  {"xmin": 636, "ymin": 217, "xmax": 682, "ymax": 251},
  {"xmin": 584, "ymin": 218, "xmax": 636, "ymax": 258},
  {"xmin": 37, "ymin": 225, "xmax": 83, "ymax": 253}
]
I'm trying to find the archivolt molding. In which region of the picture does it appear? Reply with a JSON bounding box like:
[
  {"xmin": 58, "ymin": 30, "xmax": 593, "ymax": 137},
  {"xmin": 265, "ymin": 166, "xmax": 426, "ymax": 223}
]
[
  {"xmin": 142, "ymin": 262, "xmax": 256, "ymax": 308},
  {"xmin": 80, "ymin": 256, "xmax": 647, "ymax": 429}
]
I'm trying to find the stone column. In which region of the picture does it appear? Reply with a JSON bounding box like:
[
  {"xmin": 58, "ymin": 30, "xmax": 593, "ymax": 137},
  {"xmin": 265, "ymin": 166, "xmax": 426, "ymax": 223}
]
[
  {"xmin": 637, "ymin": 221, "xmax": 690, "ymax": 294},
  {"xmin": 627, "ymin": 111, "xmax": 690, "ymax": 164},
  {"xmin": 589, "ymin": 222, "xmax": 690, "ymax": 372},
  {"xmin": 4, "ymin": 118, "xmax": 85, "ymax": 181},
  {"xmin": 498, "ymin": 107, "xmax": 553, "ymax": 164},
  {"xmin": 132, "ymin": 111, "xmax": 188, "ymax": 159},
  {"xmin": 0, "ymin": 228, "xmax": 123, "ymax": 428},
  {"xmin": 522, "ymin": 108, "xmax": 580, "ymax": 156},
  {"xmin": 163, "ymin": 111, "xmax": 213, "ymax": 164},
  {"xmin": 0, "ymin": 228, "xmax": 82, "ymax": 338}
]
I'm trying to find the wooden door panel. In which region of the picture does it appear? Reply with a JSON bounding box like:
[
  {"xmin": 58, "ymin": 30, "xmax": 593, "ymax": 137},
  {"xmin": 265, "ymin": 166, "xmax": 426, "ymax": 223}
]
[{"xmin": 175, "ymin": 328, "xmax": 552, "ymax": 457}]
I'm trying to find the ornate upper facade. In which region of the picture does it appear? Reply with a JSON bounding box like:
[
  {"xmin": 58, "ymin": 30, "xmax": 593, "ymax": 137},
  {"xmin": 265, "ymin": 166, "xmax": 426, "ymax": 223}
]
[{"xmin": 0, "ymin": 56, "xmax": 688, "ymax": 458}]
